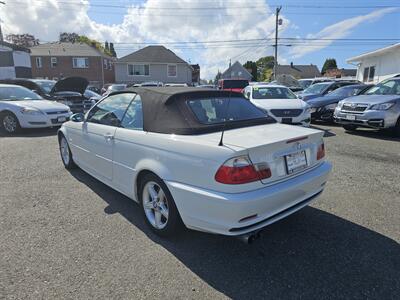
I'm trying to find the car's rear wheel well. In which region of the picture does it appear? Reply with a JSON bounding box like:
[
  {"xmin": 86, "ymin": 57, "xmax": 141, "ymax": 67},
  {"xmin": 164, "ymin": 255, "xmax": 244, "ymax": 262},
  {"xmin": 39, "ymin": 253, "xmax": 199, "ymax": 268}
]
[{"xmin": 136, "ymin": 170, "xmax": 158, "ymax": 200}]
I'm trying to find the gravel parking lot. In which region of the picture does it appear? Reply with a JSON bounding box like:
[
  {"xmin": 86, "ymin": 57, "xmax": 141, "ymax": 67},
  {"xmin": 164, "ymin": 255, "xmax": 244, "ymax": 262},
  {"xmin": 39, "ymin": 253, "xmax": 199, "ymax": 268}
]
[{"xmin": 1, "ymin": 125, "xmax": 399, "ymax": 299}]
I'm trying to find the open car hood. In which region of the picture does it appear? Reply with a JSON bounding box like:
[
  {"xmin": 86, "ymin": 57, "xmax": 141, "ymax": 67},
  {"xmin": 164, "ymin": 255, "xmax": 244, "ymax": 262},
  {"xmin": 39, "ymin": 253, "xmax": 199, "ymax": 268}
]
[{"xmin": 51, "ymin": 77, "xmax": 89, "ymax": 94}]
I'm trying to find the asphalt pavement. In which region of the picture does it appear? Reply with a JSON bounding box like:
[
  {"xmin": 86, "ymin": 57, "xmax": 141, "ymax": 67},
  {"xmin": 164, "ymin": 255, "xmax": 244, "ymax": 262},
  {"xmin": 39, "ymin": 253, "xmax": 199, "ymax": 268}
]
[{"xmin": 1, "ymin": 124, "xmax": 399, "ymax": 299}]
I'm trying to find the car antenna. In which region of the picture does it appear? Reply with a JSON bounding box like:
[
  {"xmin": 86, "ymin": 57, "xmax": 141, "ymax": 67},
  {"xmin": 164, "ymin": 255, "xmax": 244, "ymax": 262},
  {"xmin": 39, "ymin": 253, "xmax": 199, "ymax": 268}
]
[{"xmin": 218, "ymin": 89, "xmax": 232, "ymax": 146}]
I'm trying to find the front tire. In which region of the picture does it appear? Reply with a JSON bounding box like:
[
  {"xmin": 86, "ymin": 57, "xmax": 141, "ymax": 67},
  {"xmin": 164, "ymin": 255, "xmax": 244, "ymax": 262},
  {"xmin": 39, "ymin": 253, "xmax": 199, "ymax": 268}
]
[
  {"xmin": 343, "ymin": 124, "xmax": 357, "ymax": 132},
  {"xmin": 1, "ymin": 112, "xmax": 21, "ymax": 134},
  {"xmin": 139, "ymin": 173, "xmax": 183, "ymax": 237},
  {"xmin": 59, "ymin": 134, "xmax": 77, "ymax": 169}
]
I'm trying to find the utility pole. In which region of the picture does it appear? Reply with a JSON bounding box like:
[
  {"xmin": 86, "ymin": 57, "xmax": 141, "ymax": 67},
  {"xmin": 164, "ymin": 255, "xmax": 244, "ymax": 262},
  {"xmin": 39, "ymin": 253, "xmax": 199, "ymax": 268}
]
[
  {"xmin": 274, "ymin": 6, "xmax": 282, "ymax": 80},
  {"xmin": 0, "ymin": 1, "xmax": 5, "ymax": 42}
]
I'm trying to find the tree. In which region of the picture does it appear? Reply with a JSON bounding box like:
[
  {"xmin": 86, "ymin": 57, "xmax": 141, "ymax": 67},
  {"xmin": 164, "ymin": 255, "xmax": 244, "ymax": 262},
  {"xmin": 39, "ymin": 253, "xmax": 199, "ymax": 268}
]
[
  {"xmin": 105, "ymin": 41, "xmax": 110, "ymax": 52},
  {"xmin": 243, "ymin": 61, "xmax": 258, "ymax": 81},
  {"xmin": 109, "ymin": 42, "xmax": 116, "ymax": 57},
  {"xmin": 59, "ymin": 32, "xmax": 79, "ymax": 43},
  {"xmin": 255, "ymin": 56, "xmax": 274, "ymax": 81},
  {"xmin": 5, "ymin": 34, "xmax": 39, "ymax": 47},
  {"xmin": 322, "ymin": 58, "xmax": 338, "ymax": 74}
]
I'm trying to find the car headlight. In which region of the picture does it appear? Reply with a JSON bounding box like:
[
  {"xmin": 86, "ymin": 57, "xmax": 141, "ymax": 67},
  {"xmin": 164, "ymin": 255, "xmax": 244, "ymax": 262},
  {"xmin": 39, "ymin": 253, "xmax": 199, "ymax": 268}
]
[
  {"xmin": 59, "ymin": 100, "xmax": 74, "ymax": 106},
  {"xmin": 369, "ymin": 102, "xmax": 395, "ymax": 110},
  {"xmin": 324, "ymin": 103, "xmax": 337, "ymax": 110},
  {"xmin": 337, "ymin": 101, "xmax": 344, "ymax": 109},
  {"xmin": 20, "ymin": 107, "xmax": 43, "ymax": 115},
  {"xmin": 305, "ymin": 106, "xmax": 312, "ymax": 114}
]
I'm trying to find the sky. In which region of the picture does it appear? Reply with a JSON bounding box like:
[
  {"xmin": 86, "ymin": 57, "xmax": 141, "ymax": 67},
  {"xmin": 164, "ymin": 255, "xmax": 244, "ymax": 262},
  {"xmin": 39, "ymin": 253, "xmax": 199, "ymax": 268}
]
[{"xmin": 1, "ymin": 0, "xmax": 399, "ymax": 79}]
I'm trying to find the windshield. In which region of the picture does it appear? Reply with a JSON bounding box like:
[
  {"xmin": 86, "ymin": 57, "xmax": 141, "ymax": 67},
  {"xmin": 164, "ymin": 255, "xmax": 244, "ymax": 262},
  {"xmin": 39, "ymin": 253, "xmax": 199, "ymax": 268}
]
[
  {"xmin": 303, "ymin": 82, "xmax": 331, "ymax": 94},
  {"xmin": 299, "ymin": 80, "xmax": 312, "ymax": 89},
  {"xmin": 187, "ymin": 96, "xmax": 268, "ymax": 125},
  {"xmin": 109, "ymin": 84, "xmax": 126, "ymax": 92},
  {"xmin": 0, "ymin": 86, "xmax": 43, "ymax": 101},
  {"xmin": 221, "ymin": 80, "xmax": 249, "ymax": 89},
  {"xmin": 34, "ymin": 80, "xmax": 56, "ymax": 93},
  {"xmin": 365, "ymin": 79, "xmax": 400, "ymax": 95},
  {"xmin": 329, "ymin": 85, "xmax": 363, "ymax": 97},
  {"xmin": 252, "ymin": 87, "xmax": 297, "ymax": 99},
  {"xmin": 84, "ymin": 89, "xmax": 100, "ymax": 98}
]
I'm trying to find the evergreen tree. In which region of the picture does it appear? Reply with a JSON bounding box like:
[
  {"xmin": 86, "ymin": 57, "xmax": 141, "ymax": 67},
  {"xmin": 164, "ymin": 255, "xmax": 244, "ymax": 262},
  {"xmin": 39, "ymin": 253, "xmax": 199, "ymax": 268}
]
[{"xmin": 322, "ymin": 58, "xmax": 338, "ymax": 74}]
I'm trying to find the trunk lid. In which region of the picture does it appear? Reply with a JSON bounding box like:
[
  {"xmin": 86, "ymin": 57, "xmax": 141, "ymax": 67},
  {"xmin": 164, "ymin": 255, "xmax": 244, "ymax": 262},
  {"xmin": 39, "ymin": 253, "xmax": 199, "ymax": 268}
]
[{"xmin": 198, "ymin": 123, "xmax": 325, "ymax": 184}]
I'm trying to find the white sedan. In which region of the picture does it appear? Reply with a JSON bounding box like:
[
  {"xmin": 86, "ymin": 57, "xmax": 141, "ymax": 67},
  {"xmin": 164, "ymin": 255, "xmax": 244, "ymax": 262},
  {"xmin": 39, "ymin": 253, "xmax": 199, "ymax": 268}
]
[
  {"xmin": 0, "ymin": 84, "xmax": 72, "ymax": 134},
  {"xmin": 243, "ymin": 85, "xmax": 311, "ymax": 127},
  {"xmin": 58, "ymin": 87, "xmax": 331, "ymax": 239}
]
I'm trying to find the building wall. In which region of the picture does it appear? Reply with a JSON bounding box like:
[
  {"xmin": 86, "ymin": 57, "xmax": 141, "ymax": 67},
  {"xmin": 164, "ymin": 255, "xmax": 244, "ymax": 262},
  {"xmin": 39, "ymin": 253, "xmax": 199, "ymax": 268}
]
[
  {"xmin": 0, "ymin": 46, "xmax": 32, "ymax": 79},
  {"xmin": 115, "ymin": 63, "xmax": 192, "ymax": 84},
  {"xmin": 221, "ymin": 64, "xmax": 252, "ymax": 80},
  {"xmin": 356, "ymin": 51, "xmax": 400, "ymax": 83},
  {"xmin": 31, "ymin": 55, "xmax": 115, "ymax": 87}
]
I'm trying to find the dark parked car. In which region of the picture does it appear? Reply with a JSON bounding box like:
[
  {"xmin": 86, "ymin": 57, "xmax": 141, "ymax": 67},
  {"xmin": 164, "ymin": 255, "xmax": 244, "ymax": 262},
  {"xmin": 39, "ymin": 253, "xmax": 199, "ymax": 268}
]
[
  {"xmin": 297, "ymin": 81, "xmax": 359, "ymax": 101},
  {"xmin": 307, "ymin": 84, "xmax": 373, "ymax": 122},
  {"xmin": 0, "ymin": 77, "xmax": 93, "ymax": 113}
]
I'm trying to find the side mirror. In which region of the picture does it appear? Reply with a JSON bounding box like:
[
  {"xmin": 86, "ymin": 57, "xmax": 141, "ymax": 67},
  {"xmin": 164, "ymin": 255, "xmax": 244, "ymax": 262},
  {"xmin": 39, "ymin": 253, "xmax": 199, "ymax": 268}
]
[
  {"xmin": 70, "ymin": 113, "xmax": 85, "ymax": 122},
  {"xmin": 246, "ymin": 92, "xmax": 251, "ymax": 99}
]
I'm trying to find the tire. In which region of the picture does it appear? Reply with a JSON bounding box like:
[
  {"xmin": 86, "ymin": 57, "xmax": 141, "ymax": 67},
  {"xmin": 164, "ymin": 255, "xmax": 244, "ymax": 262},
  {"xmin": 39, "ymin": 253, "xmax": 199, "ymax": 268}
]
[
  {"xmin": 1, "ymin": 112, "xmax": 21, "ymax": 134},
  {"xmin": 58, "ymin": 134, "xmax": 77, "ymax": 169},
  {"xmin": 343, "ymin": 124, "xmax": 357, "ymax": 131},
  {"xmin": 138, "ymin": 173, "xmax": 184, "ymax": 237},
  {"xmin": 392, "ymin": 117, "xmax": 400, "ymax": 137}
]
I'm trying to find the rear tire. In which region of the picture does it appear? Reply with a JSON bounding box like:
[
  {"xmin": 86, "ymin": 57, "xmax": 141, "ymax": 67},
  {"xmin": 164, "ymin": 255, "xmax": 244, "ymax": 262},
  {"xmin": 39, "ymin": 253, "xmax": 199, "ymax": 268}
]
[
  {"xmin": 1, "ymin": 112, "xmax": 21, "ymax": 134},
  {"xmin": 138, "ymin": 173, "xmax": 184, "ymax": 237},
  {"xmin": 59, "ymin": 134, "xmax": 77, "ymax": 169},
  {"xmin": 343, "ymin": 124, "xmax": 357, "ymax": 132}
]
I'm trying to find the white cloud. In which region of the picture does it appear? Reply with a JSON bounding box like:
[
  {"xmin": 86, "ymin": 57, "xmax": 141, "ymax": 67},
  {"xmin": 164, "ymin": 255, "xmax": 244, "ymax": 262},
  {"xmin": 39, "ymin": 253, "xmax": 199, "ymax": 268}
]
[
  {"xmin": 0, "ymin": 0, "xmax": 288, "ymax": 79},
  {"xmin": 289, "ymin": 7, "xmax": 398, "ymax": 59}
]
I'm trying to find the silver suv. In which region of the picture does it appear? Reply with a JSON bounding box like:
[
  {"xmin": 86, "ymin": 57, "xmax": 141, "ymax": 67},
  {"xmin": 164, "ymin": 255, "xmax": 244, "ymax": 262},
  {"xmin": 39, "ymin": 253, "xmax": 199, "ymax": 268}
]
[{"xmin": 334, "ymin": 78, "xmax": 400, "ymax": 136}]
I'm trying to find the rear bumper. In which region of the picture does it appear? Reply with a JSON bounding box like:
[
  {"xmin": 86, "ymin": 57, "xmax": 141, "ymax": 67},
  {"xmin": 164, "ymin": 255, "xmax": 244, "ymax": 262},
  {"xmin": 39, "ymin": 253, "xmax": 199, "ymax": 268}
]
[
  {"xmin": 166, "ymin": 161, "xmax": 332, "ymax": 236},
  {"xmin": 334, "ymin": 109, "xmax": 398, "ymax": 129}
]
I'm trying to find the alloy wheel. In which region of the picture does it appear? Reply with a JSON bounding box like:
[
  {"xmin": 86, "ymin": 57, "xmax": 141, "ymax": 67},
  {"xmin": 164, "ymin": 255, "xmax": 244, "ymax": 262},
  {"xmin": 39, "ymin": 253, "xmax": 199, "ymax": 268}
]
[
  {"xmin": 3, "ymin": 115, "xmax": 17, "ymax": 133},
  {"xmin": 142, "ymin": 181, "xmax": 169, "ymax": 229}
]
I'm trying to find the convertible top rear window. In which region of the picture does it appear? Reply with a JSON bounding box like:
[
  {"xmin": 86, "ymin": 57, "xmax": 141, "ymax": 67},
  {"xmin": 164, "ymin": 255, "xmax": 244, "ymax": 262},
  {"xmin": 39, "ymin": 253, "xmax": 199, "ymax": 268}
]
[{"xmin": 187, "ymin": 97, "xmax": 266, "ymax": 124}]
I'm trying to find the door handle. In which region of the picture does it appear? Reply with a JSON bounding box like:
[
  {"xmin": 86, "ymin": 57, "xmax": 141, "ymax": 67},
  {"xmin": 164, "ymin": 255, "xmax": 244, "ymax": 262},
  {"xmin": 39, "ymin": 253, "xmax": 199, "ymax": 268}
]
[{"xmin": 104, "ymin": 133, "xmax": 114, "ymax": 141}]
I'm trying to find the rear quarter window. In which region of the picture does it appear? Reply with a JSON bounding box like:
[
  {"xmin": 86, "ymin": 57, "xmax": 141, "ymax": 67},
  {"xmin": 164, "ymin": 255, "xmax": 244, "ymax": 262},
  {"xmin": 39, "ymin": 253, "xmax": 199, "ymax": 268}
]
[{"xmin": 186, "ymin": 97, "xmax": 267, "ymax": 125}]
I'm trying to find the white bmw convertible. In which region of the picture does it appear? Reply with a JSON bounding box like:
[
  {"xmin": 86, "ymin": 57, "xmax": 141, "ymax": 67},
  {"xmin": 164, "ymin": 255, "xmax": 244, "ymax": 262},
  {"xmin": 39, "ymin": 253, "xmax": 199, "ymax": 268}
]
[{"xmin": 58, "ymin": 87, "xmax": 331, "ymax": 239}]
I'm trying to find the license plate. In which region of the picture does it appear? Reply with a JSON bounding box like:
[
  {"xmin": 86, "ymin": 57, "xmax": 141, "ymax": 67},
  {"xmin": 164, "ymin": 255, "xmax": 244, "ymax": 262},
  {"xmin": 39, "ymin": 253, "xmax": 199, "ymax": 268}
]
[
  {"xmin": 345, "ymin": 114, "xmax": 356, "ymax": 121},
  {"xmin": 285, "ymin": 151, "xmax": 307, "ymax": 174},
  {"xmin": 282, "ymin": 118, "xmax": 292, "ymax": 124},
  {"xmin": 57, "ymin": 116, "xmax": 67, "ymax": 122}
]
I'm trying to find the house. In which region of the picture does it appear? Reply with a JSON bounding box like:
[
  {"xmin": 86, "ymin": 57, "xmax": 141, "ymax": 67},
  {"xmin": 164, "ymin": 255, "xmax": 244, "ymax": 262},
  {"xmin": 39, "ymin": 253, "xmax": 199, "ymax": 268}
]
[
  {"xmin": 274, "ymin": 63, "xmax": 321, "ymax": 79},
  {"xmin": 191, "ymin": 64, "xmax": 200, "ymax": 84},
  {"xmin": 347, "ymin": 43, "xmax": 400, "ymax": 83},
  {"xmin": 115, "ymin": 46, "xmax": 193, "ymax": 84},
  {"xmin": 0, "ymin": 41, "xmax": 32, "ymax": 79},
  {"xmin": 221, "ymin": 61, "xmax": 252, "ymax": 80},
  {"xmin": 323, "ymin": 68, "xmax": 357, "ymax": 79},
  {"xmin": 29, "ymin": 42, "xmax": 115, "ymax": 87}
]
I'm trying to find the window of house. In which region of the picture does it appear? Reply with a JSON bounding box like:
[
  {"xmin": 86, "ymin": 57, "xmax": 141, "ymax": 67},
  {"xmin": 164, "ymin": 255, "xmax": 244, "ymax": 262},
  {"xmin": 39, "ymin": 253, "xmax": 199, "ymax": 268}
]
[
  {"xmin": 128, "ymin": 64, "xmax": 149, "ymax": 76},
  {"xmin": 104, "ymin": 59, "xmax": 108, "ymax": 70},
  {"xmin": 363, "ymin": 66, "xmax": 376, "ymax": 82},
  {"xmin": 50, "ymin": 57, "xmax": 57, "ymax": 68},
  {"xmin": 36, "ymin": 57, "xmax": 42, "ymax": 68},
  {"xmin": 108, "ymin": 60, "xmax": 112, "ymax": 70},
  {"xmin": 167, "ymin": 64, "xmax": 177, "ymax": 77},
  {"xmin": 72, "ymin": 57, "xmax": 89, "ymax": 68}
]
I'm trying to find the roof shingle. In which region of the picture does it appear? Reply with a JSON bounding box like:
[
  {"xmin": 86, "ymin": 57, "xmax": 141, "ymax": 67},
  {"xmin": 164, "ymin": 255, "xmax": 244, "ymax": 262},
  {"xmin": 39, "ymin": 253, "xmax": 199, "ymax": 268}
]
[{"xmin": 117, "ymin": 45, "xmax": 188, "ymax": 64}]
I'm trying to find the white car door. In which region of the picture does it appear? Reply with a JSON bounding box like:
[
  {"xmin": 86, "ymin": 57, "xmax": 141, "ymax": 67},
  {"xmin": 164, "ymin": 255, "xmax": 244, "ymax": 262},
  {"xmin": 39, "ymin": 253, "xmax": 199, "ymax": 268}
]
[
  {"xmin": 83, "ymin": 93, "xmax": 136, "ymax": 181},
  {"xmin": 112, "ymin": 95, "xmax": 145, "ymax": 198}
]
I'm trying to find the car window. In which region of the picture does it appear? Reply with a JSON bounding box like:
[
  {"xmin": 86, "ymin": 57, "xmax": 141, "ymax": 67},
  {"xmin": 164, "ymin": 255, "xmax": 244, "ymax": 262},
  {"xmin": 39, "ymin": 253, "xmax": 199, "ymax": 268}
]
[
  {"xmin": 120, "ymin": 95, "xmax": 143, "ymax": 130},
  {"xmin": 86, "ymin": 93, "xmax": 135, "ymax": 126},
  {"xmin": 303, "ymin": 83, "xmax": 332, "ymax": 94},
  {"xmin": 252, "ymin": 87, "xmax": 297, "ymax": 99},
  {"xmin": 187, "ymin": 96, "xmax": 267, "ymax": 125},
  {"xmin": 0, "ymin": 86, "xmax": 43, "ymax": 101},
  {"xmin": 365, "ymin": 79, "xmax": 400, "ymax": 95}
]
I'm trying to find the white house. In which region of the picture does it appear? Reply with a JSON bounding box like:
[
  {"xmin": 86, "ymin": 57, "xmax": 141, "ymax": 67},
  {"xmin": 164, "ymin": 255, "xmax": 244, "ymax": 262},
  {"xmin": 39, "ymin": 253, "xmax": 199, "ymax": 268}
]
[
  {"xmin": 347, "ymin": 43, "xmax": 400, "ymax": 83},
  {"xmin": 0, "ymin": 41, "xmax": 32, "ymax": 79}
]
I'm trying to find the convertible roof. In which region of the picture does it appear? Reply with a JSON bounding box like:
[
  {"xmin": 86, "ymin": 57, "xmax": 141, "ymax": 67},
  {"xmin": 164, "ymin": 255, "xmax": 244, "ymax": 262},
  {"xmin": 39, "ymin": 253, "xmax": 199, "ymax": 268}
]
[{"xmin": 115, "ymin": 87, "xmax": 272, "ymax": 135}]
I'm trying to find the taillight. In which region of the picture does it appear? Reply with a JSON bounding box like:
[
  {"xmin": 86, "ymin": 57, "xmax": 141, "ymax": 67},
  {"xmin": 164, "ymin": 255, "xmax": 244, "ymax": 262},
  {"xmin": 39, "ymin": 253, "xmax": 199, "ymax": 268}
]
[
  {"xmin": 317, "ymin": 143, "xmax": 325, "ymax": 160},
  {"xmin": 215, "ymin": 156, "xmax": 271, "ymax": 184}
]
